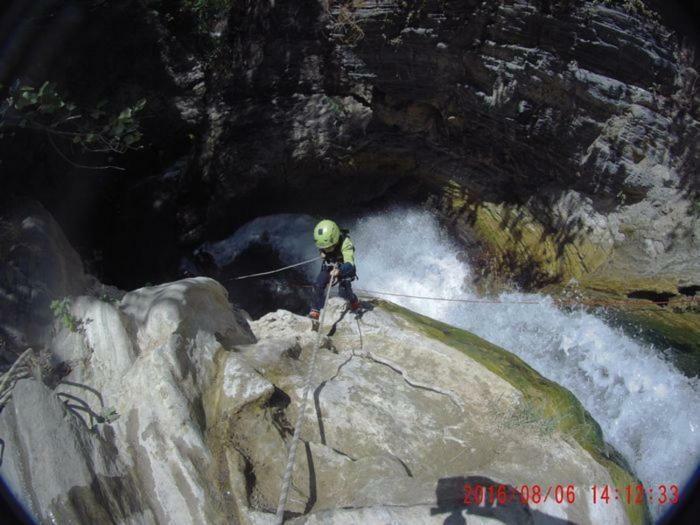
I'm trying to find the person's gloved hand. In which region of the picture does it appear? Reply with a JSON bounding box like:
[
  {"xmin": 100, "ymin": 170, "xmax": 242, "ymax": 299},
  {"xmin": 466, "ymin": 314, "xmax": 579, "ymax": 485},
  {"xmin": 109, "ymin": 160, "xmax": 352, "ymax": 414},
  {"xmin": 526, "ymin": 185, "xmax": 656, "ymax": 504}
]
[
  {"xmin": 319, "ymin": 250, "xmax": 326, "ymax": 259},
  {"xmin": 330, "ymin": 266, "xmax": 340, "ymax": 286}
]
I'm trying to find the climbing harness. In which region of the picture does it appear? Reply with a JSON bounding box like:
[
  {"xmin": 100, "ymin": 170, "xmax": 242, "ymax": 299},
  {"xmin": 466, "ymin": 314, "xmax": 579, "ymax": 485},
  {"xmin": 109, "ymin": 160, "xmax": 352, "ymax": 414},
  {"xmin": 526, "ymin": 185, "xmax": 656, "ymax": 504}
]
[{"xmin": 274, "ymin": 278, "xmax": 333, "ymax": 524}]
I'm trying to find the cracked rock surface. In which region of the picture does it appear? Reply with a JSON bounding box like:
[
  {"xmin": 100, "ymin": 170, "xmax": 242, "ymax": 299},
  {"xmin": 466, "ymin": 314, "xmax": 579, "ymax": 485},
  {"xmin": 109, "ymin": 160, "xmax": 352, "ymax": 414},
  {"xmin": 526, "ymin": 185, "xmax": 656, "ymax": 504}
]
[
  {"xmin": 223, "ymin": 298, "xmax": 632, "ymax": 524},
  {"xmin": 1, "ymin": 280, "xmax": 633, "ymax": 524}
]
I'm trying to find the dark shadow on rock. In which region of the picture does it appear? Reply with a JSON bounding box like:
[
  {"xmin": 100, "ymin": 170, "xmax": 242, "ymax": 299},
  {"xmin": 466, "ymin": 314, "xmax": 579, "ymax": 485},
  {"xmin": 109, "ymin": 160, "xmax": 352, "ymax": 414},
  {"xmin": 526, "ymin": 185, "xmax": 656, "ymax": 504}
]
[
  {"xmin": 313, "ymin": 381, "xmax": 327, "ymax": 446},
  {"xmin": 430, "ymin": 476, "xmax": 575, "ymax": 525},
  {"xmin": 327, "ymin": 308, "xmax": 349, "ymax": 337},
  {"xmin": 215, "ymin": 241, "xmax": 312, "ymax": 319},
  {"xmin": 263, "ymin": 387, "xmax": 293, "ymax": 440},
  {"xmin": 350, "ymin": 300, "xmax": 375, "ymax": 321},
  {"xmin": 303, "ymin": 441, "xmax": 317, "ymax": 514}
]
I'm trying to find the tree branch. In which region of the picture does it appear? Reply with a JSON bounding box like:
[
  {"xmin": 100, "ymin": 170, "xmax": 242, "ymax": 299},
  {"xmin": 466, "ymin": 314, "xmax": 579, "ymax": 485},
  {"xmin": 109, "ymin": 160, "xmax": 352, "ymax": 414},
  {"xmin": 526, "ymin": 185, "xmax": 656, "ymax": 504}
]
[{"xmin": 46, "ymin": 131, "xmax": 125, "ymax": 171}]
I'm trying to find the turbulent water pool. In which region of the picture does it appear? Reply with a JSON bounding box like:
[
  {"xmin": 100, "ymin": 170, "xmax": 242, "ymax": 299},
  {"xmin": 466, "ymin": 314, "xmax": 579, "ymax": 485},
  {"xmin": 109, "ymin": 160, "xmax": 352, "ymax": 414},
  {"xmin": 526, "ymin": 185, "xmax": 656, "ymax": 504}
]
[{"xmin": 201, "ymin": 209, "xmax": 700, "ymax": 520}]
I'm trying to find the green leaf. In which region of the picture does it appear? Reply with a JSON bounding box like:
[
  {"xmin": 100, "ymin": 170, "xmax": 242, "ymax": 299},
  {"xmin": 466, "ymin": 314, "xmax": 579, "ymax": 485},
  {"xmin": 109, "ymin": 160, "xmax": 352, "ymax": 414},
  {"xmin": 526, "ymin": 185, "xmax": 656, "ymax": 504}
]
[
  {"xmin": 112, "ymin": 123, "xmax": 125, "ymax": 136},
  {"xmin": 118, "ymin": 108, "xmax": 132, "ymax": 120},
  {"xmin": 100, "ymin": 407, "xmax": 119, "ymax": 423},
  {"xmin": 73, "ymin": 136, "xmax": 81, "ymax": 144},
  {"xmin": 19, "ymin": 91, "xmax": 38, "ymax": 105},
  {"xmin": 37, "ymin": 81, "xmax": 49, "ymax": 97},
  {"xmin": 123, "ymin": 132, "xmax": 142, "ymax": 146},
  {"xmin": 134, "ymin": 98, "xmax": 147, "ymax": 111},
  {"xmin": 38, "ymin": 103, "xmax": 58, "ymax": 114}
]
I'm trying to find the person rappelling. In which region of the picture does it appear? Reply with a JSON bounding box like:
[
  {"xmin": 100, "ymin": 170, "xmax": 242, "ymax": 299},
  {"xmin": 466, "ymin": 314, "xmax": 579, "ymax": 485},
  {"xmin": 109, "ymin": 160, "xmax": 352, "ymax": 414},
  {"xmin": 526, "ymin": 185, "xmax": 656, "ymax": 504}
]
[{"xmin": 309, "ymin": 219, "xmax": 361, "ymax": 320}]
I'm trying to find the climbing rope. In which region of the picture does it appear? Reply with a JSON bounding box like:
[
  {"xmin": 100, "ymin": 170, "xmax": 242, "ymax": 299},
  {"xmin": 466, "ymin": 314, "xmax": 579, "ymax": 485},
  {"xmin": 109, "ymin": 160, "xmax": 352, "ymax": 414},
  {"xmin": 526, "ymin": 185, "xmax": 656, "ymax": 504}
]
[
  {"xmin": 219, "ymin": 256, "xmax": 696, "ymax": 311},
  {"xmin": 274, "ymin": 278, "xmax": 333, "ymax": 524},
  {"xmin": 226, "ymin": 256, "xmax": 695, "ymax": 521},
  {"xmin": 225, "ymin": 256, "xmax": 321, "ymax": 281},
  {"xmin": 0, "ymin": 348, "xmax": 33, "ymax": 408},
  {"xmin": 355, "ymin": 288, "xmax": 696, "ymax": 311},
  {"xmin": 356, "ymin": 288, "xmax": 541, "ymax": 304}
]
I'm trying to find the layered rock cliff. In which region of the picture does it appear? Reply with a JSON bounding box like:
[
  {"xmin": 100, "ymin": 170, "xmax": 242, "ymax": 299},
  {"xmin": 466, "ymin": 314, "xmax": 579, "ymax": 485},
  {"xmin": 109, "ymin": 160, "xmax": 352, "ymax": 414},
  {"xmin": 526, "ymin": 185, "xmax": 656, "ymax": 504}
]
[
  {"xmin": 185, "ymin": 0, "xmax": 700, "ymax": 291},
  {"xmin": 2, "ymin": 0, "xmax": 697, "ymax": 295}
]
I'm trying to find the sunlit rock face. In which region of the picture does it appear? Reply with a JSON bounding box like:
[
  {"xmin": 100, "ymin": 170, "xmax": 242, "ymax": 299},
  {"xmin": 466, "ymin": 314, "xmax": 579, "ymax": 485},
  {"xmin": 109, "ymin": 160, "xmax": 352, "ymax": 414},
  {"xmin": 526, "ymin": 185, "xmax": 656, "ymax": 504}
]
[{"xmin": 0, "ymin": 278, "xmax": 640, "ymax": 524}]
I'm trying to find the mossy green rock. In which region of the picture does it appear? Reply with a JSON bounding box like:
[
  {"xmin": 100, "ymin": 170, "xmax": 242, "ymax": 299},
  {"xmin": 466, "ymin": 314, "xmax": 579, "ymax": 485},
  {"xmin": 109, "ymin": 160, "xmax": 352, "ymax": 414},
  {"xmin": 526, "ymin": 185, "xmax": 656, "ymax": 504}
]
[
  {"xmin": 439, "ymin": 183, "xmax": 612, "ymax": 288},
  {"xmin": 379, "ymin": 299, "xmax": 650, "ymax": 525}
]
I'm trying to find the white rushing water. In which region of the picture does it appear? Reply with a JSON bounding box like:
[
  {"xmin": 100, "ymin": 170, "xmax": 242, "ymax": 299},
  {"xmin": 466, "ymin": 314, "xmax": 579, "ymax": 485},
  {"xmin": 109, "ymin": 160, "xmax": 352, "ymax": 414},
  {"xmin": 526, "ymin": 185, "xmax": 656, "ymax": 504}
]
[{"xmin": 205, "ymin": 209, "xmax": 700, "ymax": 520}]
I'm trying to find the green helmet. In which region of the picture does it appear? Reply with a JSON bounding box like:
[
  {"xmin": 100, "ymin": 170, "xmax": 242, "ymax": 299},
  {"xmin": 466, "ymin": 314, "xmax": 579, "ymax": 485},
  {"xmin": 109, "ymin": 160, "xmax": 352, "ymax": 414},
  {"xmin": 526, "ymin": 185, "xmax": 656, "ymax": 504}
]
[{"xmin": 314, "ymin": 219, "xmax": 341, "ymax": 249}]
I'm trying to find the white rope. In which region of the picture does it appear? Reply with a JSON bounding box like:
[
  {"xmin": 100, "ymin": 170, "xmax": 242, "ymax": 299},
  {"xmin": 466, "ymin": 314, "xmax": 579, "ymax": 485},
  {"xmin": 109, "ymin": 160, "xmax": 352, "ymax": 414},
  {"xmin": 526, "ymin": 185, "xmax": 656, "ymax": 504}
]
[
  {"xmin": 274, "ymin": 279, "xmax": 333, "ymax": 524},
  {"xmin": 227, "ymin": 256, "xmax": 321, "ymax": 281},
  {"xmin": 0, "ymin": 348, "xmax": 33, "ymax": 407}
]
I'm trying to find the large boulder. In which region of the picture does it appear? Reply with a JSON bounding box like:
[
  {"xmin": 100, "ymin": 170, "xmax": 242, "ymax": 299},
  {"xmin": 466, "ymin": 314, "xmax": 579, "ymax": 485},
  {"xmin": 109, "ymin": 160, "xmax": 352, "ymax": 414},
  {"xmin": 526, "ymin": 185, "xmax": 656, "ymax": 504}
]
[
  {"xmin": 0, "ymin": 199, "xmax": 90, "ymax": 358},
  {"xmin": 0, "ymin": 379, "xmax": 152, "ymax": 524},
  {"xmin": 1, "ymin": 277, "xmax": 642, "ymax": 524},
  {"xmin": 2, "ymin": 277, "xmax": 255, "ymax": 524},
  {"xmin": 212, "ymin": 299, "xmax": 641, "ymax": 524}
]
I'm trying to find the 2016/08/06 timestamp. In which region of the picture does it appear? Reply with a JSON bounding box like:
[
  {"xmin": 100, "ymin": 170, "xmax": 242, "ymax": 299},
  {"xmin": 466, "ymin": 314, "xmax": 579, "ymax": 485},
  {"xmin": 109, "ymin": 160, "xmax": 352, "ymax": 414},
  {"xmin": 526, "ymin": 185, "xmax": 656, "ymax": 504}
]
[{"xmin": 463, "ymin": 484, "xmax": 680, "ymax": 506}]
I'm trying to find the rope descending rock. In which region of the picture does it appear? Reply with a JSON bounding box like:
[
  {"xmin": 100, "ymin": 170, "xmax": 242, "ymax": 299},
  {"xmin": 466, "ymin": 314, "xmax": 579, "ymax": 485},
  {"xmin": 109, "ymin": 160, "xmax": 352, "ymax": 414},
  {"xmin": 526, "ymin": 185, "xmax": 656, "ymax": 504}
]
[
  {"xmin": 0, "ymin": 348, "xmax": 34, "ymax": 408},
  {"xmin": 274, "ymin": 279, "xmax": 333, "ymax": 524}
]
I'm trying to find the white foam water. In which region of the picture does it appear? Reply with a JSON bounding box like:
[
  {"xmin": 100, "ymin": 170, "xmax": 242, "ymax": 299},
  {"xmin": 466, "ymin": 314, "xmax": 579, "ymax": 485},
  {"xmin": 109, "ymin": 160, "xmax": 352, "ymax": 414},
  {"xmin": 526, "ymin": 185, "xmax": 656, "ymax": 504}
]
[{"xmin": 205, "ymin": 209, "xmax": 700, "ymax": 520}]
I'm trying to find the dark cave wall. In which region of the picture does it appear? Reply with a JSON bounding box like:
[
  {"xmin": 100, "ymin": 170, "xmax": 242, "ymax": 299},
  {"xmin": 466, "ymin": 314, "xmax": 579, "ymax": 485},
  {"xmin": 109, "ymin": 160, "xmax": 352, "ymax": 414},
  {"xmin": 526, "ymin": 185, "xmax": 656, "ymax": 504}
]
[{"xmin": 1, "ymin": 0, "xmax": 201, "ymax": 287}]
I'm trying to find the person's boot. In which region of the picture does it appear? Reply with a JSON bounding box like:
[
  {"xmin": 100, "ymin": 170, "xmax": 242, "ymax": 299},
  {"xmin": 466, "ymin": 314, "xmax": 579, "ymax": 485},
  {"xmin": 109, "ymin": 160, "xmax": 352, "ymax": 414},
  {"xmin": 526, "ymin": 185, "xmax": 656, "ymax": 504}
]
[{"xmin": 308, "ymin": 309, "xmax": 320, "ymax": 331}]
